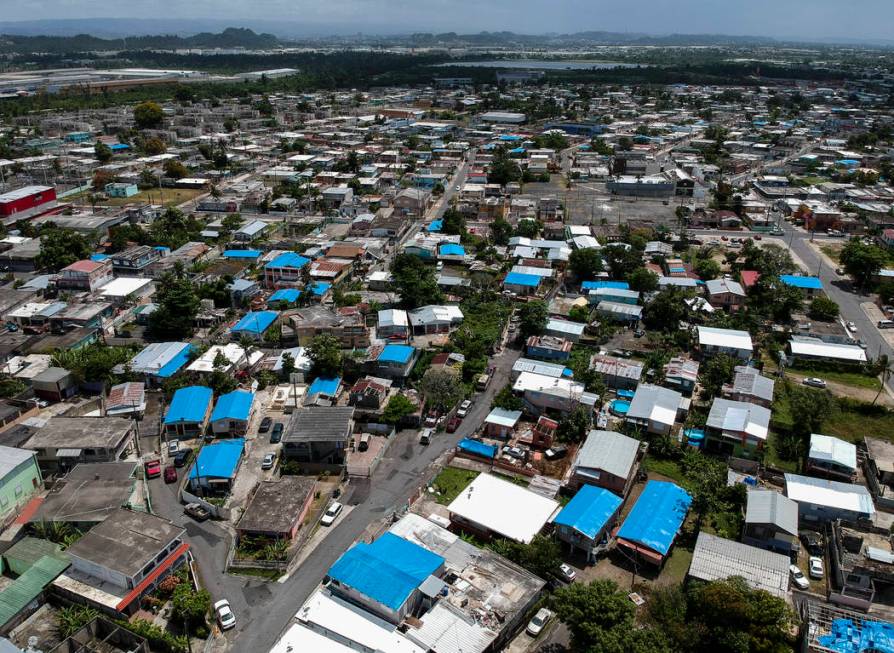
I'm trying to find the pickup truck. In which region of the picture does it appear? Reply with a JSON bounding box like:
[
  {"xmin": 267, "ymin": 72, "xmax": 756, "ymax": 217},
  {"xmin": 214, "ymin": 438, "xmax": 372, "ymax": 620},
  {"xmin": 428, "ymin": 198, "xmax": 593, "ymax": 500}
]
[
  {"xmin": 184, "ymin": 503, "xmax": 210, "ymax": 521},
  {"xmin": 144, "ymin": 459, "xmax": 161, "ymax": 479}
]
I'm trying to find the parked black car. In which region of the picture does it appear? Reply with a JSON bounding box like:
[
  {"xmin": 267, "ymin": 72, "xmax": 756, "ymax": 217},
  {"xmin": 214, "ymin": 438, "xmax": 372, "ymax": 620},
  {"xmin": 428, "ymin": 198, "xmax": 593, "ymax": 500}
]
[
  {"xmin": 173, "ymin": 448, "xmax": 193, "ymax": 468},
  {"xmin": 259, "ymin": 417, "xmax": 273, "ymax": 433},
  {"xmin": 270, "ymin": 423, "xmax": 284, "ymax": 444},
  {"xmin": 800, "ymin": 530, "xmax": 824, "ymax": 556}
]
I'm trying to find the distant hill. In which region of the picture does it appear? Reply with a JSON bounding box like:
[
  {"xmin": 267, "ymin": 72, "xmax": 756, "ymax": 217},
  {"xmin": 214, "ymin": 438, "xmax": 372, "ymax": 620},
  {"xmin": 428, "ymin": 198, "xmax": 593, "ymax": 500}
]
[{"xmin": 0, "ymin": 27, "xmax": 280, "ymax": 54}]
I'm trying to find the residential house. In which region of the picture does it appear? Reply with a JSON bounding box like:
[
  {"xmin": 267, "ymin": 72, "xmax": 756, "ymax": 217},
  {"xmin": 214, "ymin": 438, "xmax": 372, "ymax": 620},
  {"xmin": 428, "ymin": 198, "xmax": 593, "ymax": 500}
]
[
  {"xmin": 722, "ymin": 366, "xmax": 775, "ymax": 408},
  {"xmin": 163, "ymin": 386, "xmax": 213, "ymax": 439},
  {"xmin": 616, "ymin": 480, "xmax": 691, "ymax": 566},
  {"xmin": 282, "ymin": 407, "xmax": 355, "ymax": 472},
  {"xmin": 512, "ymin": 372, "xmax": 599, "ymax": 416},
  {"xmin": 553, "ymin": 485, "xmax": 622, "ymax": 563},
  {"xmin": 626, "ymin": 384, "xmax": 685, "ymax": 436},
  {"xmin": 663, "ymin": 357, "xmax": 700, "ymax": 396},
  {"xmin": 237, "ymin": 477, "xmax": 316, "ymax": 542},
  {"xmin": 785, "ymin": 473, "xmax": 875, "ymax": 523},
  {"xmin": 407, "ymin": 305, "xmax": 464, "ymax": 335},
  {"xmin": 23, "ymin": 417, "xmax": 134, "ymax": 472},
  {"xmin": 110, "ymin": 246, "xmax": 161, "ymax": 276},
  {"xmin": 483, "ymin": 408, "xmax": 522, "ymax": 439},
  {"xmin": 742, "ymin": 489, "xmax": 799, "ymax": 557},
  {"xmin": 705, "ymin": 398, "xmax": 771, "ymax": 455},
  {"xmin": 705, "ymin": 278, "xmax": 746, "ymax": 311},
  {"xmin": 525, "ymin": 335, "xmax": 572, "ymax": 362},
  {"xmin": 377, "ymin": 309, "xmax": 409, "ymax": 340},
  {"xmin": 0, "ymin": 446, "xmax": 42, "ymax": 524},
  {"xmin": 264, "ymin": 252, "xmax": 311, "ymax": 288},
  {"xmin": 697, "ymin": 326, "xmax": 753, "ymax": 360},
  {"xmin": 230, "ymin": 310, "xmax": 279, "ymax": 342},
  {"xmin": 806, "ymin": 433, "xmax": 858, "ymax": 482},
  {"xmin": 187, "ymin": 439, "xmax": 245, "ymax": 493},
  {"xmin": 570, "ymin": 429, "xmax": 640, "ymax": 496},
  {"xmin": 288, "ymin": 306, "xmax": 370, "ymax": 348},
  {"xmin": 57, "ymin": 259, "xmax": 113, "ymax": 292},
  {"xmin": 210, "ymin": 390, "xmax": 255, "ymax": 437},
  {"xmin": 589, "ymin": 354, "xmax": 642, "ymax": 390}
]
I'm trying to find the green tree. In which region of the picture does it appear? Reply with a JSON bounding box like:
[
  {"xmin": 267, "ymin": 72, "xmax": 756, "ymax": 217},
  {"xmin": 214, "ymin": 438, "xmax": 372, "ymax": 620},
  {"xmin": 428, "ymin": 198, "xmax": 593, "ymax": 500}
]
[
  {"xmin": 492, "ymin": 384, "xmax": 523, "ymax": 411},
  {"xmin": 307, "ymin": 334, "xmax": 343, "ymax": 379},
  {"xmin": 280, "ymin": 352, "xmax": 296, "ymax": 378},
  {"xmin": 36, "ymin": 226, "xmax": 92, "ymax": 271},
  {"xmin": 809, "ymin": 295, "xmax": 840, "ymax": 321},
  {"xmin": 163, "ymin": 158, "xmax": 188, "ymax": 180},
  {"xmin": 94, "ymin": 141, "xmax": 112, "ymax": 163},
  {"xmin": 56, "ymin": 605, "xmax": 100, "ymax": 639},
  {"xmin": 699, "ymin": 353, "xmax": 737, "ymax": 400},
  {"xmin": 840, "ymin": 238, "xmax": 887, "ymax": 288},
  {"xmin": 148, "ymin": 271, "xmax": 200, "ymax": 340},
  {"xmin": 0, "ymin": 378, "xmax": 26, "ymax": 398},
  {"xmin": 694, "ymin": 257, "xmax": 721, "ymax": 281},
  {"xmin": 680, "ymin": 449, "xmax": 727, "ymax": 527},
  {"xmin": 133, "ymin": 101, "xmax": 164, "ymax": 129},
  {"xmin": 628, "ymin": 267, "xmax": 659, "ymax": 293},
  {"xmin": 488, "ymin": 535, "xmax": 562, "ymax": 579},
  {"xmin": 420, "ymin": 367, "xmax": 464, "ymax": 412},
  {"xmin": 568, "ymin": 305, "xmax": 591, "ymax": 323},
  {"xmin": 382, "ymin": 394, "xmax": 416, "ymax": 425},
  {"xmin": 514, "ymin": 218, "xmax": 542, "ymax": 239},
  {"xmin": 487, "ymin": 147, "xmax": 522, "ymax": 186},
  {"xmin": 441, "ymin": 208, "xmax": 466, "ymax": 236},
  {"xmin": 551, "ymin": 580, "xmax": 641, "ymax": 652},
  {"xmin": 602, "ymin": 245, "xmax": 643, "ymax": 280},
  {"xmin": 391, "ymin": 253, "xmax": 443, "ymax": 309},
  {"xmin": 788, "ymin": 384, "xmax": 837, "ymax": 438},
  {"xmin": 557, "ymin": 406, "xmax": 591, "ymax": 443},
  {"xmin": 569, "ymin": 248, "xmax": 604, "ymax": 282},
  {"xmin": 517, "ymin": 300, "xmax": 548, "ymax": 338},
  {"xmin": 490, "ymin": 218, "xmax": 513, "ymax": 245},
  {"xmin": 642, "ymin": 288, "xmax": 692, "ymax": 332},
  {"xmin": 171, "ymin": 582, "xmax": 211, "ymax": 628}
]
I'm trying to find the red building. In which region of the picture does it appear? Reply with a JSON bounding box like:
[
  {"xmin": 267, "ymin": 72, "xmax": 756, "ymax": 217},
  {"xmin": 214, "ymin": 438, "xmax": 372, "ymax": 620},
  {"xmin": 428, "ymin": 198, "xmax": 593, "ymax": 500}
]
[{"xmin": 0, "ymin": 185, "xmax": 56, "ymax": 217}]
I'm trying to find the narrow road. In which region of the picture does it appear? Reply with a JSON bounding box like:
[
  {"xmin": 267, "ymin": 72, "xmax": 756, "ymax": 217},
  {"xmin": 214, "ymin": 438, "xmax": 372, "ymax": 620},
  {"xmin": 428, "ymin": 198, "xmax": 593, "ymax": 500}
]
[{"xmin": 147, "ymin": 345, "xmax": 522, "ymax": 652}]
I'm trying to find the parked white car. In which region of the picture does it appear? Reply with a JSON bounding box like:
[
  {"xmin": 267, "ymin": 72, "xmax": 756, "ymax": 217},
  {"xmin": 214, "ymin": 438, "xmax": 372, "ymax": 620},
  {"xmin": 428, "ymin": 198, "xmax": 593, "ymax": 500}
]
[
  {"xmin": 261, "ymin": 453, "xmax": 276, "ymax": 470},
  {"xmin": 802, "ymin": 377, "xmax": 827, "ymax": 389},
  {"xmin": 526, "ymin": 608, "xmax": 554, "ymax": 637},
  {"xmin": 809, "ymin": 556, "xmax": 825, "ymax": 579},
  {"xmin": 457, "ymin": 400, "xmax": 472, "ymax": 418},
  {"xmin": 214, "ymin": 599, "xmax": 236, "ymax": 630},
  {"xmin": 321, "ymin": 501, "xmax": 343, "ymax": 527},
  {"xmin": 168, "ymin": 440, "xmax": 179, "ymax": 455},
  {"xmin": 557, "ymin": 563, "xmax": 577, "ymax": 583},
  {"xmin": 789, "ymin": 564, "xmax": 809, "ymax": 590}
]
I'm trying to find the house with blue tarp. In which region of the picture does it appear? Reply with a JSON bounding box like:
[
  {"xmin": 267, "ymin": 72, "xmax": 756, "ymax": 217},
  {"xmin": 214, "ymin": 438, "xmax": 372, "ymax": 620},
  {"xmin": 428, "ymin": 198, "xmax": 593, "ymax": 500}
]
[
  {"xmin": 616, "ymin": 480, "xmax": 691, "ymax": 565},
  {"xmin": 554, "ymin": 484, "xmax": 623, "ymax": 562},
  {"xmin": 268, "ymin": 288, "xmax": 300, "ymax": 306},
  {"xmin": 222, "ymin": 249, "xmax": 262, "ymax": 260},
  {"xmin": 163, "ymin": 386, "xmax": 213, "ymax": 439},
  {"xmin": 438, "ymin": 243, "xmax": 465, "ymax": 261},
  {"xmin": 503, "ymin": 271, "xmax": 542, "ymax": 296},
  {"xmin": 307, "ymin": 377, "xmax": 341, "ymax": 402},
  {"xmin": 230, "ymin": 310, "xmax": 278, "ymax": 341},
  {"xmin": 457, "ymin": 438, "xmax": 497, "ymax": 460},
  {"xmin": 264, "ymin": 251, "xmax": 310, "ymax": 287},
  {"xmin": 129, "ymin": 342, "xmax": 194, "ymax": 385},
  {"xmin": 581, "ymin": 280, "xmax": 629, "ymax": 291},
  {"xmin": 188, "ymin": 438, "xmax": 245, "ymax": 493},
  {"xmin": 779, "ymin": 274, "xmax": 823, "ymax": 298},
  {"xmin": 327, "ymin": 532, "xmax": 445, "ymax": 624},
  {"xmin": 425, "ymin": 219, "xmax": 443, "ymax": 233},
  {"xmin": 210, "ymin": 390, "xmax": 255, "ymax": 437},
  {"xmin": 374, "ymin": 344, "xmax": 418, "ymax": 379}
]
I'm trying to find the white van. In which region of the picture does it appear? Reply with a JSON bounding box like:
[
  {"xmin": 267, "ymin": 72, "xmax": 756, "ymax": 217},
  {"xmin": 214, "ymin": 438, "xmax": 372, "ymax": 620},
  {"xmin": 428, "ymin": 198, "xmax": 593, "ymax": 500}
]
[{"xmin": 879, "ymin": 320, "xmax": 894, "ymax": 329}]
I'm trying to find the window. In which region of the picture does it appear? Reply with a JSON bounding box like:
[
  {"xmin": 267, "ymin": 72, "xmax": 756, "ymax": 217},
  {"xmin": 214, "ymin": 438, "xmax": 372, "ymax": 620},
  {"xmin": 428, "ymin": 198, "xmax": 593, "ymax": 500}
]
[
  {"xmin": 14, "ymin": 485, "xmax": 22, "ymax": 497},
  {"xmin": 0, "ymin": 497, "xmax": 7, "ymax": 508}
]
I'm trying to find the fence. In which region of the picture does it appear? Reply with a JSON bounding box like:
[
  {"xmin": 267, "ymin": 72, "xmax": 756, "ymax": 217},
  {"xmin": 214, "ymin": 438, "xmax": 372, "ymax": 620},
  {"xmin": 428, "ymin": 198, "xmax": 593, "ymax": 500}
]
[{"xmin": 180, "ymin": 488, "xmax": 229, "ymax": 520}]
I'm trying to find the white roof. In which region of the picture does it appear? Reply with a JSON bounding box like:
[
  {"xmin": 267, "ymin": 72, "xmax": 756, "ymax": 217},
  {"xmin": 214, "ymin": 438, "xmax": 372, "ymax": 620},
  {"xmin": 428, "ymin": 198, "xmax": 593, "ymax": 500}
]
[
  {"xmin": 484, "ymin": 408, "xmax": 522, "ymax": 428},
  {"xmin": 98, "ymin": 277, "xmax": 153, "ymax": 298},
  {"xmin": 408, "ymin": 305, "xmax": 463, "ymax": 326},
  {"xmin": 447, "ymin": 473, "xmax": 560, "ymax": 543},
  {"xmin": 571, "ymin": 235, "xmax": 601, "ymax": 250},
  {"xmin": 627, "ymin": 384, "xmax": 681, "ymax": 427},
  {"xmin": 512, "ymin": 357, "xmax": 567, "ymax": 379},
  {"xmin": 513, "ymin": 371, "xmax": 585, "ymax": 398},
  {"xmin": 697, "ymin": 326, "xmax": 753, "ymax": 352},
  {"xmin": 186, "ymin": 344, "xmax": 261, "ymax": 373},
  {"xmin": 785, "ymin": 473, "xmax": 875, "ymax": 517},
  {"xmin": 0, "ymin": 446, "xmax": 35, "ymax": 479},
  {"xmin": 546, "ymin": 318, "xmax": 585, "ymax": 336},
  {"xmin": 789, "ymin": 336, "xmax": 867, "ymax": 362},
  {"xmin": 296, "ymin": 588, "xmax": 424, "ymax": 653},
  {"xmin": 378, "ymin": 309, "xmax": 409, "ymax": 328},
  {"xmin": 270, "ymin": 624, "xmax": 355, "ymax": 653},
  {"xmin": 809, "ymin": 433, "xmax": 858, "ymax": 470}
]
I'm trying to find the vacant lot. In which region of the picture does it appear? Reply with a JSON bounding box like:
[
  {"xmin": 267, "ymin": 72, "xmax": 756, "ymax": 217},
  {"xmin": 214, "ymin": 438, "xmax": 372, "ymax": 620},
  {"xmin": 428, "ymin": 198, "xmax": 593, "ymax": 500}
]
[
  {"xmin": 101, "ymin": 187, "xmax": 205, "ymax": 207},
  {"xmin": 428, "ymin": 466, "xmax": 479, "ymax": 505}
]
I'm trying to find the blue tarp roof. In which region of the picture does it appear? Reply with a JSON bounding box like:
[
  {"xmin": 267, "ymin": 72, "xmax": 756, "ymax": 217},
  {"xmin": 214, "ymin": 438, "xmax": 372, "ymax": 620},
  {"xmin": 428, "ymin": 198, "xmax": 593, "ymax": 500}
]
[
  {"xmin": 189, "ymin": 439, "xmax": 244, "ymax": 481},
  {"xmin": 439, "ymin": 243, "xmax": 465, "ymax": 256},
  {"xmin": 779, "ymin": 274, "xmax": 823, "ymax": 290},
  {"xmin": 617, "ymin": 480, "xmax": 691, "ymax": 556},
  {"xmin": 308, "ymin": 376, "xmax": 341, "ymax": 397},
  {"xmin": 269, "ymin": 288, "xmax": 300, "ymax": 304},
  {"xmin": 504, "ymin": 272, "xmax": 541, "ymax": 287},
  {"xmin": 90, "ymin": 253, "xmax": 109, "ymax": 262},
  {"xmin": 328, "ymin": 533, "xmax": 444, "ymax": 611},
  {"xmin": 211, "ymin": 390, "xmax": 254, "ymax": 423},
  {"xmin": 222, "ymin": 249, "xmax": 262, "ymax": 259},
  {"xmin": 164, "ymin": 386, "xmax": 213, "ymax": 425},
  {"xmin": 378, "ymin": 344, "xmax": 415, "ymax": 364},
  {"xmin": 157, "ymin": 344, "xmax": 193, "ymax": 378},
  {"xmin": 582, "ymin": 280, "xmax": 630, "ymax": 290},
  {"xmin": 510, "ymin": 147, "xmax": 526, "ymax": 154},
  {"xmin": 819, "ymin": 618, "xmax": 894, "ymax": 653},
  {"xmin": 109, "ymin": 143, "xmax": 130, "ymax": 150},
  {"xmin": 554, "ymin": 484, "xmax": 622, "ymax": 540},
  {"xmin": 426, "ymin": 220, "xmax": 443, "ymax": 233},
  {"xmin": 310, "ymin": 282, "xmax": 331, "ymax": 296},
  {"xmin": 265, "ymin": 252, "xmax": 310, "ymax": 269},
  {"xmin": 499, "ymin": 134, "xmax": 522, "ymax": 141},
  {"xmin": 457, "ymin": 438, "xmax": 497, "ymax": 459},
  {"xmin": 231, "ymin": 311, "xmax": 278, "ymax": 335}
]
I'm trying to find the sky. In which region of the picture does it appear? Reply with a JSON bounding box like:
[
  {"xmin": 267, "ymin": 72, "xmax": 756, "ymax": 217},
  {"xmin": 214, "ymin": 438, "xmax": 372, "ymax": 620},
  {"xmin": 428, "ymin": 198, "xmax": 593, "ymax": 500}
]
[{"xmin": 5, "ymin": 0, "xmax": 894, "ymax": 42}]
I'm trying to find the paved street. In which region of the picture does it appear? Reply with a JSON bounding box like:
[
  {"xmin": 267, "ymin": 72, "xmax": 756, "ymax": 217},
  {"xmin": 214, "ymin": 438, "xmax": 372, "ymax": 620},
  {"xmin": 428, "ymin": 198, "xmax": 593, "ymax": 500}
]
[{"xmin": 146, "ymin": 339, "xmax": 521, "ymax": 652}]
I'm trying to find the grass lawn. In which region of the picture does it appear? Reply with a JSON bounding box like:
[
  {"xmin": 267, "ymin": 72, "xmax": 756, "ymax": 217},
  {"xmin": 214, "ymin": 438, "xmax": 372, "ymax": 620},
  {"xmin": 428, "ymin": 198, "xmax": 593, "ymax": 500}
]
[
  {"xmin": 763, "ymin": 433, "xmax": 800, "ymax": 472},
  {"xmin": 657, "ymin": 546, "xmax": 693, "ymax": 587},
  {"xmin": 641, "ymin": 457, "xmax": 685, "ymax": 483},
  {"xmin": 100, "ymin": 187, "xmax": 205, "ymax": 207},
  {"xmin": 823, "ymin": 404, "xmax": 894, "ymax": 443},
  {"xmin": 820, "ymin": 245, "xmax": 842, "ymax": 263},
  {"xmin": 429, "ymin": 467, "xmax": 479, "ymax": 505},
  {"xmin": 790, "ymin": 367, "xmax": 881, "ymax": 391}
]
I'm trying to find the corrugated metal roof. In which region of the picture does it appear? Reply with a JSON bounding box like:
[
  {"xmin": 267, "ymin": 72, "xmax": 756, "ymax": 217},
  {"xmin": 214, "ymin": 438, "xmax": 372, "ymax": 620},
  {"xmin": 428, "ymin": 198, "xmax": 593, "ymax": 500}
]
[
  {"xmin": 574, "ymin": 430, "xmax": 639, "ymax": 480},
  {"xmin": 688, "ymin": 532, "xmax": 789, "ymax": 598},
  {"xmin": 745, "ymin": 489, "xmax": 798, "ymax": 535},
  {"xmin": 0, "ymin": 555, "xmax": 69, "ymax": 628},
  {"xmin": 809, "ymin": 433, "xmax": 858, "ymax": 471},
  {"xmin": 554, "ymin": 484, "xmax": 622, "ymax": 539},
  {"xmin": 405, "ymin": 601, "xmax": 496, "ymax": 653}
]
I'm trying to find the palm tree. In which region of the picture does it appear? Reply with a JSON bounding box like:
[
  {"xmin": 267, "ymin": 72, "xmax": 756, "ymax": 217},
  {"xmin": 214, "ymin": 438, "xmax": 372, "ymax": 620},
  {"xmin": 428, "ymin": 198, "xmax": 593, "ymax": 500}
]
[{"xmin": 872, "ymin": 355, "xmax": 894, "ymax": 406}]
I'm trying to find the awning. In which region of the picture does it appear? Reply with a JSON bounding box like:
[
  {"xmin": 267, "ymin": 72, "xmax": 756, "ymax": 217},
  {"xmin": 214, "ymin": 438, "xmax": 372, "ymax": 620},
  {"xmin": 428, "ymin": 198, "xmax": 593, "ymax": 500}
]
[
  {"xmin": 56, "ymin": 448, "xmax": 82, "ymax": 457},
  {"xmin": 615, "ymin": 536, "xmax": 664, "ymax": 565}
]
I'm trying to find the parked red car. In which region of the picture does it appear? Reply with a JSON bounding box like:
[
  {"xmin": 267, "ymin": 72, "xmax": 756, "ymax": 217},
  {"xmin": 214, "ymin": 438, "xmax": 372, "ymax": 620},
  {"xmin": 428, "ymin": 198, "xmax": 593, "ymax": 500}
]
[
  {"xmin": 144, "ymin": 459, "xmax": 161, "ymax": 479},
  {"xmin": 164, "ymin": 465, "xmax": 178, "ymax": 484},
  {"xmin": 446, "ymin": 417, "xmax": 461, "ymax": 433}
]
